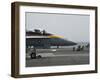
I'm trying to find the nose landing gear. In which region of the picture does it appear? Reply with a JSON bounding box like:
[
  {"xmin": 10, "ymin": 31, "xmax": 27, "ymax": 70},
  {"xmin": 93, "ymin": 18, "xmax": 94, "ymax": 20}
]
[{"xmin": 30, "ymin": 53, "xmax": 42, "ymax": 59}]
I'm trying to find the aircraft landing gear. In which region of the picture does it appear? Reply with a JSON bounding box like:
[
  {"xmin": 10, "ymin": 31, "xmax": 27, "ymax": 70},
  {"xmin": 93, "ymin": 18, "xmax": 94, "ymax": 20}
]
[
  {"xmin": 30, "ymin": 53, "xmax": 42, "ymax": 59},
  {"xmin": 30, "ymin": 52, "xmax": 36, "ymax": 59}
]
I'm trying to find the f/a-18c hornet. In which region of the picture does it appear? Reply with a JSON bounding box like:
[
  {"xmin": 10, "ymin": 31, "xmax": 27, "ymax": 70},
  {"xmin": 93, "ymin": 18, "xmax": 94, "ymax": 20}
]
[{"xmin": 26, "ymin": 29, "xmax": 77, "ymax": 59}]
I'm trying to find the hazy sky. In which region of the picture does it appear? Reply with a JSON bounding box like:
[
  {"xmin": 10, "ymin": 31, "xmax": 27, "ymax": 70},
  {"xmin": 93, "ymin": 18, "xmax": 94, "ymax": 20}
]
[{"xmin": 25, "ymin": 12, "xmax": 90, "ymax": 42}]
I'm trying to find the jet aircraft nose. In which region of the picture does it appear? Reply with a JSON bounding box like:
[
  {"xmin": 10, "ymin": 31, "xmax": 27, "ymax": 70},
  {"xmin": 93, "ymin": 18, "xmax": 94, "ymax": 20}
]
[{"xmin": 49, "ymin": 38, "xmax": 77, "ymax": 46}]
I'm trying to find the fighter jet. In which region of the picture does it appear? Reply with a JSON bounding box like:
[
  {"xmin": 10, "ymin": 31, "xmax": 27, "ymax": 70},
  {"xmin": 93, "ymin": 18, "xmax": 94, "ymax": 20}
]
[{"xmin": 26, "ymin": 29, "xmax": 77, "ymax": 59}]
